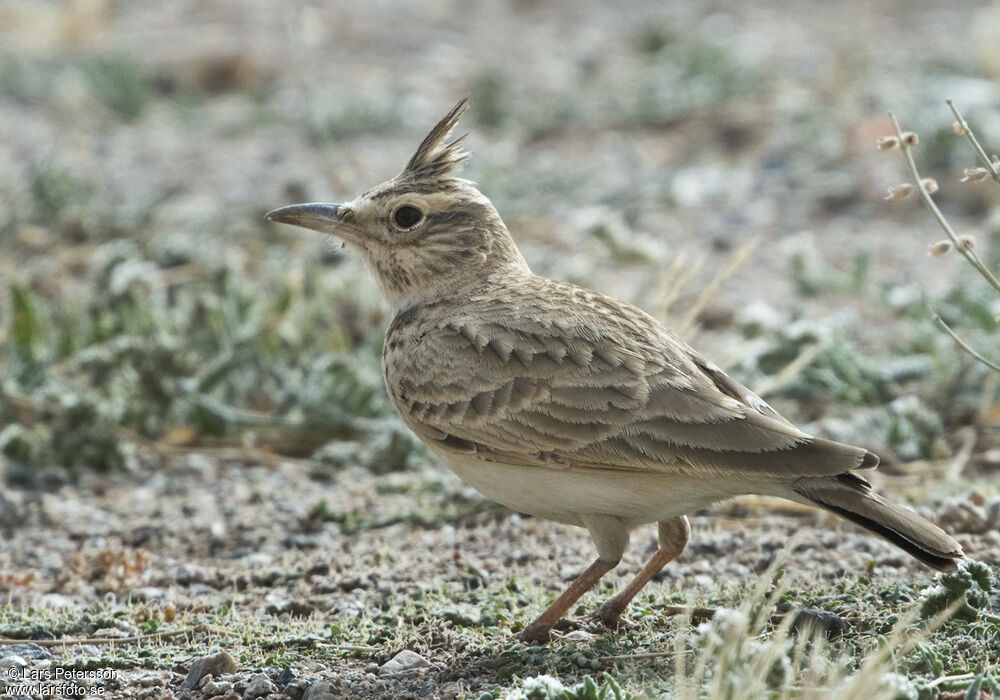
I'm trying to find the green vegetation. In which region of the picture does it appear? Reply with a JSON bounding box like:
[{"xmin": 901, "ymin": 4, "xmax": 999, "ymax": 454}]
[
  {"xmin": 0, "ymin": 233, "xmax": 421, "ymax": 478},
  {"xmin": 304, "ymin": 96, "xmax": 407, "ymax": 144},
  {"xmin": 83, "ymin": 54, "xmax": 154, "ymax": 122},
  {"xmin": 1, "ymin": 4, "xmax": 998, "ymax": 697},
  {"xmin": 1, "ymin": 556, "xmax": 995, "ymax": 697}
]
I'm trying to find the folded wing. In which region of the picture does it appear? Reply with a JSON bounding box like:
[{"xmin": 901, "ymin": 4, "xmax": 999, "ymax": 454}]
[{"xmin": 386, "ymin": 285, "xmax": 874, "ymax": 481}]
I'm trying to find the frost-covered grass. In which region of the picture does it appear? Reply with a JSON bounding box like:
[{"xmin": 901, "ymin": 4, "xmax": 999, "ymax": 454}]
[
  {"xmin": 2, "ymin": 2, "xmax": 999, "ymax": 697},
  {"xmin": 496, "ymin": 560, "xmax": 999, "ymax": 698}
]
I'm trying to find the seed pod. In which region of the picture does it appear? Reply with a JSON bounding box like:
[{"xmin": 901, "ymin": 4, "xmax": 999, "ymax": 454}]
[
  {"xmin": 876, "ymin": 136, "xmax": 899, "ymax": 151},
  {"xmin": 953, "ymin": 121, "xmax": 967, "ymax": 135},
  {"xmin": 960, "ymin": 168, "xmax": 990, "ymax": 183},
  {"xmin": 927, "ymin": 240, "xmax": 952, "ymax": 257},
  {"xmin": 901, "ymin": 131, "xmax": 919, "ymax": 146},
  {"xmin": 921, "ymin": 178, "xmax": 938, "ymax": 194},
  {"xmin": 957, "ymin": 235, "xmax": 975, "ymax": 251},
  {"xmin": 884, "ymin": 183, "xmax": 915, "ymax": 201}
]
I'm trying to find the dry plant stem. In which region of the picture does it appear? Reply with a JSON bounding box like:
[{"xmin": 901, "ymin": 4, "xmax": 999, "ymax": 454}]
[
  {"xmin": 755, "ymin": 341, "xmax": 827, "ymax": 398},
  {"xmin": 673, "ymin": 604, "xmax": 691, "ymax": 694},
  {"xmin": 654, "ymin": 247, "xmax": 704, "ymax": 321},
  {"xmin": 947, "ymin": 100, "xmax": 1000, "ymax": 183},
  {"xmin": 601, "ymin": 649, "xmax": 690, "ymax": 661},
  {"xmin": 933, "ymin": 312, "xmax": 1000, "ymax": 373},
  {"xmin": 655, "ymin": 604, "xmax": 719, "ymax": 621},
  {"xmin": 889, "ymin": 110, "xmax": 1000, "ymax": 373},
  {"xmin": 925, "ymin": 672, "xmax": 978, "ymax": 689},
  {"xmin": 0, "ymin": 625, "xmax": 228, "ymax": 647},
  {"xmin": 977, "ymin": 371, "xmax": 1000, "ymax": 423},
  {"xmin": 888, "ymin": 112, "xmax": 1000, "ymax": 295},
  {"xmin": 677, "ymin": 234, "xmax": 761, "ymax": 340}
]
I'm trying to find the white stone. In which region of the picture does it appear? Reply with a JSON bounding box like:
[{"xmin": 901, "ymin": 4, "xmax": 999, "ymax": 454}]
[
  {"xmin": 378, "ymin": 649, "xmax": 429, "ymax": 675},
  {"xmin": 0, "ymin": 655, "xmax": 28, "ymax": 670}
]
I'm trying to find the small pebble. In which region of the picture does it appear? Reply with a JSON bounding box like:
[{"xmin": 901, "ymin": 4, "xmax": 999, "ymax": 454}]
[
  {"xmin": 985, "ymin": 497, "xmax": 1000, "ymax": 531},
  {"xmin": 559, "ymin": 566, "xmax": 580, "ymax": 581},
  {"xmin": 694, "ymin": 574, "xmax": 714, "ymax": 589},
  {"xmin": 134, "ymin": 673, "xmax": 162, "ymax": 688},
  {"xmin": 0, "ymin": 655, "xmax": 28, "ymax": 670},
  {"xmin": 207, "ymin": 691, "xmax": 240, "ymax": 700},
  {"xmin": 938, "ymin": 498, "xmax": 987, "ymax": 534},
  {"xmin": 244, "ymin": 673, "xmax": 276, "ymax": 698},
  {"xmin": 201, "ymin": 678, "xmax": 231, "ymax": 696},
  {"xmin": 0, "ymin": 644, "xmax": 51, "ymax": 661},
  {"xmin": 275, "ymin": 666, "xmax": 295, "ymax": 687},
  {"xmin": 790, "ymin": 608, "xmax": 849, "ymax": 639},
  {"xmin": 302, "ymin": 681, "xmax": 337, "ymax": 700},
  {"xmin": 178, "ymin": 650, "xmax": 239, "ymax": 692},
  {"xmin": 284, "ymin": 678, "xmax": 311, "ymax": 700},
  {"xmin": 131, "ymin": 587, "xmax": 169, "ymax": 602},
  {"xmin": 378, "ymin": 649, "xmax": 430, "ymax": 675}
]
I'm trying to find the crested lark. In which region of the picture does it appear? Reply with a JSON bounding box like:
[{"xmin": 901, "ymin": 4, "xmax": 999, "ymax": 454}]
[{"xmin": 267, "ymin": 99, "xmax": 964, "ymax": 643}]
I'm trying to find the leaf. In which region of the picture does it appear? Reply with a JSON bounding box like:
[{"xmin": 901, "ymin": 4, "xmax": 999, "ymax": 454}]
[
  {"xmin": 187, "ymin": 394, "xmax": 234, "ymax": 436},
  {"xmin": 916, "ymin": 643, "xmax": 944, "ymax": 677},
  {"xmin": 964, "ymin": 673, "xmax": 982, "ymax": 700},
  {"xmin": 194, "ymin": 350, "xmax": 241, "ymax": 393},
  {"xmin": 9, "ymin": 283, "xmax": 42, "ymax": 357}
]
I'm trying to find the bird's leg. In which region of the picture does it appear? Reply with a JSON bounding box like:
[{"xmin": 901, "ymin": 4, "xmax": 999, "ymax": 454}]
[
  {"xmin": 517, "ymin": 557, "xmax": 617, "ymax": 643},
  {"xmin": 518, "ymin": 514, "xmax": 628, "ymax": 643},
  {"xmin": 592, "ymin": 516, "xmax": 690, "ymax": 630}
]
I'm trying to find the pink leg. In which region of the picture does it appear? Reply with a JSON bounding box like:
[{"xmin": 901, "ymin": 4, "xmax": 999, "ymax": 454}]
[
  {"xmin": 518, "ymin": 557, "xmax": 617, "ymax": 643},
  {"xmin": 593, "ymin": 516, "xmax": 690, "ymax": 629}
]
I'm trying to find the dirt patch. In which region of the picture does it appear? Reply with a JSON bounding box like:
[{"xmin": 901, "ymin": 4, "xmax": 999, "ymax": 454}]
[{"xmin": 2, "ymin": 452, "xmax": 997, "ymax": 697}]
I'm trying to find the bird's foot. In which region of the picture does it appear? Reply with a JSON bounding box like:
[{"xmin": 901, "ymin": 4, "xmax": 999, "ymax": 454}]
[
  {"xmin": 518, "ymin": 616, "xmax": 605, "ymax": 642},
  {"xmin": 585, "ymin": 602, "xmax": 627, "ymax": 632},
  {"xmin": 554, "ymin": 617, "xmax": 603, "ymax": 634},
  {"xmin": 516, "ymin": 621, "xmax": 554, "ymax": 644},
  {"xmin": 518, "ymin": 599, "xmax": 637, "ymax": 642}
]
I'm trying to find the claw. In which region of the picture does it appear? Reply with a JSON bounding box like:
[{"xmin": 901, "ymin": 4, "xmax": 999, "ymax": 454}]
[
  {"xmin": 516, "ymin": 626, "xmax": 552, "ymax": 644},
  {"xmin": 584, "ymin": 608, "xmax": 624, "ymax": 632}
]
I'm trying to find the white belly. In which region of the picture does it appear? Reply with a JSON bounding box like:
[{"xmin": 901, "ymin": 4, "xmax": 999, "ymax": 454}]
[{"xmin": 440, "ymin": 451, "xmax": 749, "ymax": 529}]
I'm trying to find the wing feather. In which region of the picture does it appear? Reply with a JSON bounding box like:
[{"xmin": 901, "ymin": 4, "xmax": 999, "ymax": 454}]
[{"xmin": 384, "ymin": 281, "xmax": 871, "ymax": 480}]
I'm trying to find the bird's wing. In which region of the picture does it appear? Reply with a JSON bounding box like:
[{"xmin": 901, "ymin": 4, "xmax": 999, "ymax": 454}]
[{"xmin": 387, "ymin": 293, "xmax": 874, "ymax": 481}]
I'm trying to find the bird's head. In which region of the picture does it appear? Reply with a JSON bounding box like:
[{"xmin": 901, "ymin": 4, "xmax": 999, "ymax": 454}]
[{"xmin": 267, "ymin": 98, "xmax": 528, "ymax": 310}]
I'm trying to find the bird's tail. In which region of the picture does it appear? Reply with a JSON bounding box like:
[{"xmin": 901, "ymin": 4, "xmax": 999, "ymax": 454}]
[{"xmin": 791, "ymin": 472, "xmax": 964, "ymax": 571}]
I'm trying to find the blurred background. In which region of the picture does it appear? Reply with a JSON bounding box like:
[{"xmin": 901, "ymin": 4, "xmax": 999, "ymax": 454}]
[
  {"xmin": 3, "ymin": 0, "xmax": 1000, "ymax": 477},
  {"xmin": 3, "ymin": 0, "xmax": 1000, "ymax": 695}
]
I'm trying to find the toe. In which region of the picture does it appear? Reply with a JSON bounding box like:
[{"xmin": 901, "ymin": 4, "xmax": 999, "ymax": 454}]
[
  {"xmin": 590, "ymin": 603, "xmax": 626, "ymax": 631},
  {"xmin": 581, "ymin": 610, "xmax": 618, "ymax": 632},
  {"xmin": 553, "ymin": 618, "xmax": 585, "ymax": 633},
  {"xmin": 516, "ymin": 624, "xmax": 552, "ymax": 644}
]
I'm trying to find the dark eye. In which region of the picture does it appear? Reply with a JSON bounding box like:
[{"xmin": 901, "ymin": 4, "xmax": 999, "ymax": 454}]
[{"xmin": 393, "ymin": 205, "xmax": 423, "ymax": 228}]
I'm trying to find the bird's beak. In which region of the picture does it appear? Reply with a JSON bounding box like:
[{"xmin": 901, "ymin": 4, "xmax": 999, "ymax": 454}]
[{"xmin": 265, "ymin": 203, "xmax": 348, "ymax": 238}]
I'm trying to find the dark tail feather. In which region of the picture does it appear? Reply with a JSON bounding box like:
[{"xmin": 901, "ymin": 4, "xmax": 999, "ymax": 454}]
[{"xmin": 792, "ymin": 473, "xmax": 964, "ymax": 571}]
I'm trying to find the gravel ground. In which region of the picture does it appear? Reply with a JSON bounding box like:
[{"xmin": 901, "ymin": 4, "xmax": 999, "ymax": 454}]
[
  {"xmin": 2, "ymin": 451, "xmax": 997, "ymax": 698},
  {"xmin": 3, "ymin": 1, "xmax": 1000, "ymax": 697}
]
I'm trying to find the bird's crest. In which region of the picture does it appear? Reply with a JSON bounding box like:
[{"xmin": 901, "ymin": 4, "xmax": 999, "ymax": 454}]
[{"xmin": 403, "ymin": 98, "xmax": 470, "ymax": 180}]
